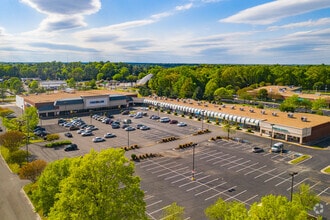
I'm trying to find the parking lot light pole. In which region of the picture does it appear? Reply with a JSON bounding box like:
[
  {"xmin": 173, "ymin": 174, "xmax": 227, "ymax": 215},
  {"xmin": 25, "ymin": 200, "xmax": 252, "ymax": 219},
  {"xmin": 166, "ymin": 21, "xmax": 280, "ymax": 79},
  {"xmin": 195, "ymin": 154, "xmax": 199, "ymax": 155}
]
[
  {"xmin": 270, "ymin": 123, "xmax": 275, "ymax": 149},
  {"xmin": 289, "ymin": 172, "xmax": 298, "ymax": 201},
  {"xmin": 127, "ymin": 130, "xmax": 130, "ymax": 148},
  {"xmin": 192, "ymin": 143, "xmax": 196, "ymax": 181},
  {"xmin": 201, "ymin": 110, "xmax": 205, "ymax": 131}
]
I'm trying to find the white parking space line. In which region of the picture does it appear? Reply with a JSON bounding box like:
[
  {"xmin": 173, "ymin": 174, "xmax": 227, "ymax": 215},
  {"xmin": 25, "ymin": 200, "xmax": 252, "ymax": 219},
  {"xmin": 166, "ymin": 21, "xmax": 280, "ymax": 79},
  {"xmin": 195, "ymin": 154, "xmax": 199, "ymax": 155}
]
[
  {"xmin": 157, "ymin": 166, "xmax": 189, "ymax": 177},
  {"xmin": 275, "ymin": 178, "xmax": 290, "ymax": 186},
  {"xmin": 140, "ymin": 158, "xmax": 172, "ymax": 168},
  {"xmin": 171, "ymin": 172, "xmax": 203, "ymax": 184},
  {"xmin": 186, "ymin": 178, "xmax": 219, "ymax": 192},
  {"xmin": 179, "ymin": 175, "xmax": 211, "ymax": 188},
  {"xmin": 244, "ymin": 165, "xmax": 267, "ymax": 175},
  {"xmin": 317, "ymin": 187, "xmax": 329, "ymax": 196},
  {"xmin": 286, "ymin": 178, "xmax": 308, "ymax": 191},
  {"xmin": 145, "ymin": 195, "xmax": 154, "ymax": 200},
  {"xmin": 198, "ymin": 150, "xmax": 218, "ymax": 160},
  {"xmin": 309, "ymin": 181, "xmax": 321, "ymax": 189},
  {"xmin": 164, "ymin": 171, "xmax": 193, "ymax": 180},
  {"xmin": 263, "ymin": 152, "xmax": 272, "ymax": 156},
  {"xmin": 264, "ymin": 171, "xmax": 288, "ymax": 183},
  {"xmin": 204, "ymin": 152, "xmax": 226, "ymax": 161},
  {"xmin": 206, "ymin": 153, "xmax": 229, "ymax": 162},
  {"xmin": 228, "ymin": 160, "xmax": 251, "ymax": 170},
  {"xmin": 149, "ymin": 204, "xmax": 170, "ymax": 215},
  {"xmin": 220, "ymin": 158, "xmax": 244, "ymax": 167},
  {"xmin": 195, "ymin": 182, "xmax": 227, "ymax": 196},
  {"xmin": 152, "ymin": 163, "xmax": 184, "ymax": 174},
  {"xmin": 235, "ymin": 162, "xmax": 259, "ymax": 173},
  {"xmin": 224, "ymin": 190, "xmax": 247, "ymax": 202},
  {"xmin": 271, "ymin": 154, "xmax": 282, "ymax": 159},
  {"xmin": 147, "ymin": 161, "xmax": 177, "ymax": 171},
  {"xmin": 254, "ymin": 168, "xmax": 277, "ymax": 179},
  {"xmin": 204, "ymin": 186, "xmax": 237, "ymax": 201},
  {"xmin": 213, "ymin": 155, "xmax": 237, "ymax": 165},
  {"xmin": 146, "ymin": 200, "xmax": 163, "ymax": 208},
  {"xmin": 243, "ymin": 194, "xmax": 259, "ymax": 204}
]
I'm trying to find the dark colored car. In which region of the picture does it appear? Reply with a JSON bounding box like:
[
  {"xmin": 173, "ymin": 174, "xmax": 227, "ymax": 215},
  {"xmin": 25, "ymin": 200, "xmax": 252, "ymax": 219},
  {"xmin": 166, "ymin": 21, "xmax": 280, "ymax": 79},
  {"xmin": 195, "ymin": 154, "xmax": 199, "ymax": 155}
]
[
  {"xmin": 252, "ymin": 147, "xmax": 264, "ymax": 153},
  {"xmin": 0, "ymin": 127, "xmax": 3, "ymax": 132},
  {"xmin": 169, "ymin": 120, "xmax": 178, "ymax": 124},
  {"xmin": 69, "ymin": 126, "xmax": 80, "ymax": 131},
  {"xmin": 112, "ymin": 123, "xmax": 120, "ymax": 129},
  {"xmin": 58, "ymin": 118, "xmax": 66, "ymax": 124},
  {"xmin": 64, "ymin": 132, "xmax": 73, "ymax": 138},
  {"xmin": 64, "ymin": 144, "xmax": 78, "ymax": 151},
  {"xmin": 121, "ymin": 110, "xmax": 130, "ymax": 115}
]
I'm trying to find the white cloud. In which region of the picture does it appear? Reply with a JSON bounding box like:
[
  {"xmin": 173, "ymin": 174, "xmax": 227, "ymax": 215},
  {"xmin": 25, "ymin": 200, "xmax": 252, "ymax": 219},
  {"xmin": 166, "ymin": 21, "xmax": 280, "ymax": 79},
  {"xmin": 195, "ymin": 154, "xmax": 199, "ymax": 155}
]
[
  {"xmin": 175, "ymin": 3, "xmax": 193, "ymax": 11},
  {"xmin": 20, "ymin": 0, "xmax": 101, "ymax": 31},
  {"xmin": 220, "ymin": 0, "xmax": 330, "ymax": 25},
  {"xmin": 268, "ymin": 18, "xmax": 330, "ymax": 31}
]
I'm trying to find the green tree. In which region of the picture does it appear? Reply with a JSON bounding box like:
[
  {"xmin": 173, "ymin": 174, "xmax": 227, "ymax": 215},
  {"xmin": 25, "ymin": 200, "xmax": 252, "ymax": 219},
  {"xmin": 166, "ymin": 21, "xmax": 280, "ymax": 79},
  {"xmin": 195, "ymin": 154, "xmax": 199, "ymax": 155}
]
[
  {"xmin": 222, "ymin": 120, "xmax": 236, "ymax": 140},
  {"xmin": 96, "ymin": 73, "xmax": 104, "ymax": 81},
  {"xmin": 0, "ymin": 130, "xmax": 25, "ymax": 152},
  {"xmin": 0, "ymin": 82, "xmax": 7, "ymax": 101},
  {"xmin": 214, "ymin": 87, "xmax": 234, "ymax": 102},
  {"xmin": 22, "ymin": 107, "xmax": 39, "ymax": 133},
  {"xmin": 162, "ymin": 202, "xmax": 185, "ymax": 220},
  {"xmin": 205, "ymin": 198, "xmax": 248, "ymax": 220},
  {"xmin": 28, "ymin": 80, "xmax": 39, "ymax": 93},
  {"xmin": 257, "ymin": 88, "xmax": 268, "ymax": 100},
  {"xmin": 90, "ymin": 79, "xmax": 97, "ymax": 89},
  {"xmin": 293, "ymin": 183, "xmax": 320, "ymax": 211},
  {"xmin": 66, "ymin": 77, "xmax": 76, "ymax": 88},
  {"xmin": 40, "ymin": 149, "xmax": 147, "ymax": 219},
  {"xmin": 8, "ymin": 77, "xmax": 24, "ymax": 94},
  {"xmin": 32, "ymin": 158, "xmax": 73, "ymax": 216},
  {"xmin": 312, "ymin": 98, "xmax": 327, "ymax": 110},
  {"xmin": 7, "ymin": 149, "xmax": 29, "ymax": 166}
]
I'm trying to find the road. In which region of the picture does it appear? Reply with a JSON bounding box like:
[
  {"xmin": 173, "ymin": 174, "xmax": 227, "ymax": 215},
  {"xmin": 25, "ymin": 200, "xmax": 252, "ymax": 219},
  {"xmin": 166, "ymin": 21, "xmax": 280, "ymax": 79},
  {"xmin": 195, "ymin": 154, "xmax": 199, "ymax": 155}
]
[{"xmin": 0, "ymin": 155, "xmax": 39, "ymax": 220}]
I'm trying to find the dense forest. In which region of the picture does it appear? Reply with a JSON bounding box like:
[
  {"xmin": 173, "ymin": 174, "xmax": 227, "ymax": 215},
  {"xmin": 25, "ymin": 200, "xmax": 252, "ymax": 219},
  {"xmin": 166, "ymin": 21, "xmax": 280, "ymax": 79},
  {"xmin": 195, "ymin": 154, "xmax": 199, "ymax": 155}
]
[{"xmin": 0, "ymin": 62, "xmax": 329, "ymax": 101}]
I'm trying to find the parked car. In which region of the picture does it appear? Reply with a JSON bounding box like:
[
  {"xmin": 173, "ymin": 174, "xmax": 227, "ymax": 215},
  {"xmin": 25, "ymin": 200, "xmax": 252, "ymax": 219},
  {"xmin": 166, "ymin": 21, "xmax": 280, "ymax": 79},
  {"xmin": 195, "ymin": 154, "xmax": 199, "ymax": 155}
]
[
  {"xmin": 64, "ymin": 132, "xmax": 73, "ymax": 138},
  {"xmin": 64, "ymin": 144, "xmax": 78, "ymax": 151},
  {"xmin": 93, "ymin": 137, "xmax": 105, "ymax": 142},
  {"xmin": 271, "ymin": 142, "xmax": 284, "ymax": 153},
  {"xmin": 150, "ymin": 115, "xmax": 160, "ymax": 120},
  {"xmin": 121, "ymin": 110, "xmax": 130, "ymax": 115},
  {"xmin": 160, "ymin": 117, "xmax": 170, "ymax": 123},
  {"xmin": 125, "ymin": 126, "xmax": 136, "ymax": 131},
  {"xmin": 177, "ymin": 122, "xmax": 187, "ymax": 127},
  {"xmin": 69, "ymin": 126, "xmax": 79, "ymax": 131},
  {"xmin": 58, "ymin": 118, "xmax": 66, "ymax": 124},
  {"xmin": 140, "ymin": 125, "xmax": 150, "ymax": 130},
  {"xmin": 81, "ymin": 131, "xmax": 93, "ymax": 136},
  {"xmin": 169, "ymin": 120, "xmax": 178, "ymax": 124},
  {"xmin": 252, "ymin": 146, "xmax": 264, "ymax": 153},
  {"xmin": 0, "ymin": 127, "xmax": 2, "ymax": 132},
  {"xmin": 136, "ymin": 124, "xmax": 144, "ymax": 129},
  {"xmin": 111, "ymin": 123, "xmax": 120, "ymax": 129},
  {"xmin": 104, "ymin": 133, "xmax": 116, "ymax": 138},
  {"xmin": 122, "ymin": 124, "xmax": 130, "ymax": 129}
]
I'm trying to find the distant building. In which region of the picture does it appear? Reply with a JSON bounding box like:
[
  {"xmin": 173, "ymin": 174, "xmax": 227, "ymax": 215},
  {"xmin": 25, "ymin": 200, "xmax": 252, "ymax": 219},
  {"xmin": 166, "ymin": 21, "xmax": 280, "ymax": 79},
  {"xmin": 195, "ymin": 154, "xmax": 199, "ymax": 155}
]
[{"xmin": 39, "ymin": 80, "xmax": 67, "ymax": 90}]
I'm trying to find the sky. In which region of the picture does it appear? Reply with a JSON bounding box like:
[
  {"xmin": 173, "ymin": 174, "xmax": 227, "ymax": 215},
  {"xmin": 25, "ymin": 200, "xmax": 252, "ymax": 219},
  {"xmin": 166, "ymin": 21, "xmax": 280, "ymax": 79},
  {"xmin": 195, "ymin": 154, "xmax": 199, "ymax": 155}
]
[{"xmin": 0, "ymin": 0, "xmax": 330, "ymax": 64}]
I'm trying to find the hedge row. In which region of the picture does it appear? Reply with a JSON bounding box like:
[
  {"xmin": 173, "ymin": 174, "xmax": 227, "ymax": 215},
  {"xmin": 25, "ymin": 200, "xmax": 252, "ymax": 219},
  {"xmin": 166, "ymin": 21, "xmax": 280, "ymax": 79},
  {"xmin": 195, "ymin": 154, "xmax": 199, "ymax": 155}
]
[
  {"xmin": 161, "ymin": 136, "xmax": 178, "ymax": 143},
  {"xmin": 176, "ymin": 142, "xmax": 197, "ymax": 150},
  {"xmin": 121, "ymin": 144, "xmax": 139, "ymax": 151},
  {"xmin": 45, "ymin": 140, "xmax": 72, "ymax": 148},
  {"xmin": 209, "ymin": 136, "xmax": 222, "ymax": 141},
  {"xmin": 193, "ymin": 129, "xmax": 210, "ymax": 136},
  {"xmin": 131, "ymin": 153, "xmax": 161, "ymax": 161}
]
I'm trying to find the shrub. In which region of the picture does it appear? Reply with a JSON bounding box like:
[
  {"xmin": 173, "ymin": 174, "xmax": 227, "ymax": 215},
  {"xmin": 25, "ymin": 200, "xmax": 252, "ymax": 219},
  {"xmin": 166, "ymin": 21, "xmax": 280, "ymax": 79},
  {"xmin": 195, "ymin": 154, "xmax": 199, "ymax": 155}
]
[
  {"xmin": 8, "ymin": 150, "xmax": 29, "ymax": 167},
  {"xmin": 46, "ymin": 134, "xmax": 60, "ymax": 141},
  {"xmin": 189, "ymin": 116, "xmax": 192, "ymax": 119},
  {"xmin": 44, "ymin": 140, "xmax": 71, "ymax": 148},
  {"xmin": 174, "ymin": 112, "xmax": 178, "ymax": 116},
  {"xmin": 131, "ymin": 154, "xmax": 138, "ymax": 161},
  {"xmin": 19, "ymin": 159, "xmax": 47, "ymax": 182}
]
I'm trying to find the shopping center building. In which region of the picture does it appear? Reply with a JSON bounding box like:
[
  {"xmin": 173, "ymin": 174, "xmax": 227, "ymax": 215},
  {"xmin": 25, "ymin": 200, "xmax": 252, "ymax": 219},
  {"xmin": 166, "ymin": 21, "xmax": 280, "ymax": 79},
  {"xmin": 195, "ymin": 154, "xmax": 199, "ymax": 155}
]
[
  {"xmin": 16, "ymin": 89, "xmax": 139, "ymax": 118},
  {"xmin": 143, "ymin": 97, "xmax": 330, "ymax": 145}
]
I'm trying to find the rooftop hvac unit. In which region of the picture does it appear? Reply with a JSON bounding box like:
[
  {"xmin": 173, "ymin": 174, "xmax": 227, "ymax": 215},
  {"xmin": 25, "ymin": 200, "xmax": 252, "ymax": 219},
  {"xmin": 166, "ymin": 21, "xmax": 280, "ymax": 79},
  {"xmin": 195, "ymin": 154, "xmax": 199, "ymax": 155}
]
[
  {"xmin": 272, "ymin": 112, "xmax": 277, "ymax": 116},
  {"xmin": 301, "ymin": 117, "xmax": 308, "ymax": 122},
  {"xmin": 261, "ymin": 110, "xmax": 265, "ymax": 114},
  {"xmin": 287, "ymin": 113, "xmax": 294, "ymax": 118}
]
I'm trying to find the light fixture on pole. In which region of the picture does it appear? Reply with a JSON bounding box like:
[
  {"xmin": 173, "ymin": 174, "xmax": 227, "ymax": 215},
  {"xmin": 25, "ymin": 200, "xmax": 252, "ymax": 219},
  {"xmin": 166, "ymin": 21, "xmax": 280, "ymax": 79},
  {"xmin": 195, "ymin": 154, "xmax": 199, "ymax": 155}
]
[
  {"xmin": 201, "ymin": 110, "xmax": 205, "ymax": 131},
  {"xmin": 289, "ymin": 172, "xmax": 298, "ymax": 201}
]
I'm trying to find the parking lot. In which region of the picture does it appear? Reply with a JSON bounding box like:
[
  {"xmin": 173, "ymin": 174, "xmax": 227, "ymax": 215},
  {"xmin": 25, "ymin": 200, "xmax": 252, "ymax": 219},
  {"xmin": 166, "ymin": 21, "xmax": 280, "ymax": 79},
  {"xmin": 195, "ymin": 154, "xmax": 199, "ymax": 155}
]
[{"xmin": 27, "ymin": 110, "xmax": 329, "ymax": 219}]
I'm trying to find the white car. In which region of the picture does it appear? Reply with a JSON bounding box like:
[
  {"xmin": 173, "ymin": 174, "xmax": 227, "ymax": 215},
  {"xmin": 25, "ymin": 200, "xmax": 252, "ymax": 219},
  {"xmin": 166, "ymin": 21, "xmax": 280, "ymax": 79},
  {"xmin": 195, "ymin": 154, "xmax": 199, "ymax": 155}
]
[
  {"xmin": 177, "ymin": 122, "xmax": 187, "ymax": 127},
  {"xmin": 140, "ymin": 125, "xmax": 150, "ymax": 130},
  {"xmin": 93, "ymin": 137, "xmax": 105, "ymax": 142},
  {"xmin": 125, "ymin": 126, "xmax": 136, "ymax": 131},
  {"xmin": 104, "ymin": 133, "xmax": 116, "ymax": 138},
  {"xmin": 160, "ymin": 117, "xmax": 170, "ymax": 123}
]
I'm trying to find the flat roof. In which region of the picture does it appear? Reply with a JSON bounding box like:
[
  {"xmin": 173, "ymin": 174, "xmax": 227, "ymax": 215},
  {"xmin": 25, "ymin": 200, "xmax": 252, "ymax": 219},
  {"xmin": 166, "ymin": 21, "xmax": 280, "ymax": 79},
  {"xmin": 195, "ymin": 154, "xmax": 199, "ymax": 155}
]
[
  {"xmin": 21, "ymin": 89, "xmax": 136, "ymax": 105},
  {"xmin": 146, "ymin": 97, "xmax": 330, "ymax": 129}
]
